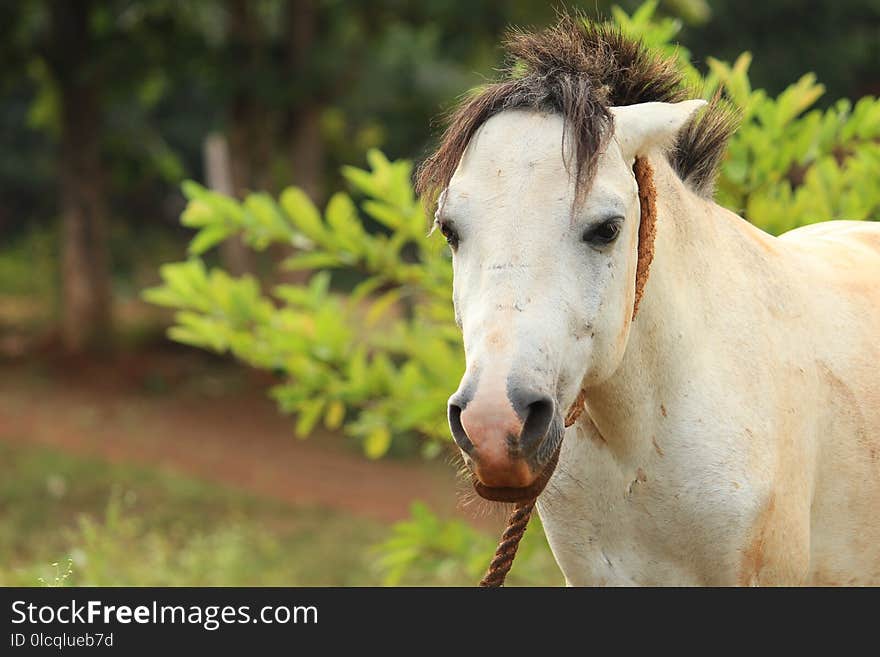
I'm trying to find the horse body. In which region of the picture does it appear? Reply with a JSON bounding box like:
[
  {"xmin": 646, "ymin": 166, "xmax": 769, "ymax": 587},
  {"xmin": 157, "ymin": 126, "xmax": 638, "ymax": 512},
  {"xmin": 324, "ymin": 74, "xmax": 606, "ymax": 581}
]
[
  {"xmin": 538, "ymin": 153, "xmax": 880, "ymax": 586},
  {"xmin": 420, "ymin": 17, "xmax": 880, "ymax": 585}
]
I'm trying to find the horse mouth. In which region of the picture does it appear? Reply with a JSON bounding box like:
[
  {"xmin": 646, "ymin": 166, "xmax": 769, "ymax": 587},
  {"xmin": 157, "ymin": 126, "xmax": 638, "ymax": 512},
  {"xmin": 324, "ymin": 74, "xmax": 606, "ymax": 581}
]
[{"xmin": 471, "ymin": 443, "xmax": 562, "ymax": 503}]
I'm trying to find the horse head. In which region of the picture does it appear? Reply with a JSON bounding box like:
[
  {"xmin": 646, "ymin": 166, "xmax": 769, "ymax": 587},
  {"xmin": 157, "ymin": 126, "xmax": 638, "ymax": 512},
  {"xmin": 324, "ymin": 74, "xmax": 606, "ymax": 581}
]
[{"xmin": 433, "ymin": 100, "xmax": 705, "ymax": 501}]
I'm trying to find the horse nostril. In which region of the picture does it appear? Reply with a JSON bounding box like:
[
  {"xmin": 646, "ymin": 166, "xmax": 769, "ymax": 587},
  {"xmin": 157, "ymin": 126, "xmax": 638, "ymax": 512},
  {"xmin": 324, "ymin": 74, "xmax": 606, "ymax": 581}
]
[
  {"xmin": 517, "ymin": 394, "xmax": 555, "ymax": 454},
  {"xmin": 448, "ymin": 402, "xmax": 474, "ymax": 454}
]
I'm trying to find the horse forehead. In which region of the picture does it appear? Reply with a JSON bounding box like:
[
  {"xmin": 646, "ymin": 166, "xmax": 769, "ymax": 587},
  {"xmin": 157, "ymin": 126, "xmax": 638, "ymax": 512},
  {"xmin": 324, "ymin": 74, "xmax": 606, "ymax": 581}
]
[{"xmin": 448, "ymin": 110, "xmax": 574, "ymax": 211}]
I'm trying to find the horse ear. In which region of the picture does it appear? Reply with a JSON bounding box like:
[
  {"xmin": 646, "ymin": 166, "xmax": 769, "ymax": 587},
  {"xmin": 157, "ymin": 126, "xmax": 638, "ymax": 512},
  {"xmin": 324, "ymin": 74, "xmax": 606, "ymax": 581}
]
[{"xmin": 610, "ymin": 100, "xmax": 707, "ymax": 160}]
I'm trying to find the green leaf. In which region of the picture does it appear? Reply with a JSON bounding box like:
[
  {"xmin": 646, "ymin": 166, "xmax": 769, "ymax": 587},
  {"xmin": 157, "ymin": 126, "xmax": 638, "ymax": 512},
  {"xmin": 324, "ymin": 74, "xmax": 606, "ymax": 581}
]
[
  {"xmin": 324, "ymin": 400, "xmax": 345, "ymax": 430},
  {"xmin": 295, "ymin": 399, "xmax": 326, "ymax": 438},
  {"xmin": 325, "ymin": 192, "xmax": 365, "ymax": 251},
  {"xmin": 180, "ymin": 199, "xmax": 216, "ymax": 228},
  {"xmin": 281, "ymin": 252, "xmax": 343, "ymax": 271},
  {"xmin": 364, "ymin": 426, "xmax": 391, "ymax": 459},
  {"xmin": 188, "ymin": 225, "xmax": 232, "ymax": 255},
  {"xmin": 280, "ymin": 187, "xmax": 325, "ymax": 242},
  {"xmin": 181, "ymin": 180, "xmax": 208, "ymax": 201},
  {"xmin": 341, "ymin": 166, "xmax": 379, "ymax": 198},
  {"xmin": 362, "ymin": 200, "xmax": 403, "ymax": 230}
]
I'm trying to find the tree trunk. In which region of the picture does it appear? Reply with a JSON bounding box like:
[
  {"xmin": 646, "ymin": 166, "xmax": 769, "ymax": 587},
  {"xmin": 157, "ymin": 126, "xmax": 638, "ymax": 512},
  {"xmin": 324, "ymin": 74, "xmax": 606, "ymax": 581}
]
[
  {"xmin": 273, "ymin": 0, "xmax": 324, "ymax": 287},
  {"xmin": 220, "ymin": 0, "xmax": 269, "ymax": 275},
  {"xmin": 50, "ymin": 0, "xmax": 112, "ymax": 354},
  {"xmin": 289, "ymin": 104, "xmax": 324, "ymax": 203},
  {"xmin": 203, "ymin": 133, "xmax": 253, "ymax": 275},
  {"xmin": 287, "ymin": 0, "xmax": 324, "ymax": 203}
]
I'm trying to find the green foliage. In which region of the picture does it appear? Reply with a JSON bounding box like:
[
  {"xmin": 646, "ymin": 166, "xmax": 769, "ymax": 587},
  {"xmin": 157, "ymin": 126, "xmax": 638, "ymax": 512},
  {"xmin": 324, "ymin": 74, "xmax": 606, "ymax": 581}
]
[
  {"xmin": 679, "ymin": 0, "xmax": 880, "ymax": 104},
  {"xmin": 375, "ymin": 502, "xmax": 562, "ymax": 586},
  {"xmin": 0, "ymin": 224, "xmax": 56, "ymax": 299},
  {"xmin": 708, "ymin": 55, "xmax": 880, "ymax": 233},
  {"xmin": 145, "ymin": 150, "xmax": 460, "ymax": 458},
  {"xmin": 1, "ymin": 442, "xmax": 561, "ymax": 586},
  {"xmin": 0, "ymin": 443, "xmax": 386, "ymax": 586}
]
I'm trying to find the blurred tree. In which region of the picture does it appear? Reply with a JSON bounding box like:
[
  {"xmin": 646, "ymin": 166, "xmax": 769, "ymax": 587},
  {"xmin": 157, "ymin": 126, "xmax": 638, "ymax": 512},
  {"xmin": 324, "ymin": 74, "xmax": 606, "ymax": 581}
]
[
  {"xmin": 47, "ymin": 1, "xmax": 112, "ymax": 353},
  {"xmin": 0, "ymin": 0, "xmax": 197, "ymax": 352},
  {"xmin": 2, "ymin": 0, "xmax": 693, "ymax": 362},
  {"xmin": 684, "ymin": 0, "xmax": 880, "ymax": 102},
  {"xmin": 285, "ymin": 0, "xmax": 322, "ymax": 201}
]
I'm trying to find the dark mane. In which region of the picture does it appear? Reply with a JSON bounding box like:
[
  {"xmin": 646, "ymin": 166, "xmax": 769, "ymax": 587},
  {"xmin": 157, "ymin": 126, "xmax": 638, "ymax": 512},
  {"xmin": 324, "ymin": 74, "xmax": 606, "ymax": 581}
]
[{"xmin": 415, "ymin": 13, "xmax": 738, "ymax": 203}]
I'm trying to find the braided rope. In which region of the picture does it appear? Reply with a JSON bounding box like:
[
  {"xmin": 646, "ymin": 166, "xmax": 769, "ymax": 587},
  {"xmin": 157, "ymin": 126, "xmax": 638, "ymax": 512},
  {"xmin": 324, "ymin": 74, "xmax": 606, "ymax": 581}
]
[
  {"xmin": 478, "ymin": 159, "xmax": 654, "ymax": 587},
  {"xmin": 478, "ymin": 390, "xmax": 585, "ymax": 588},
  {"xmin": 478, "ymin": 500, "xmax": 536, "ymax": 587}
]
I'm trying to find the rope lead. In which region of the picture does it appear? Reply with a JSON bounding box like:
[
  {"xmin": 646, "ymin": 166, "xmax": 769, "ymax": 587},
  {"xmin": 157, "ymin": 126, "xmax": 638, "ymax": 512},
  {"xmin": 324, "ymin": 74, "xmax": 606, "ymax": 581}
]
[
  {"xmin": 479, "ymin": 390, "xmax": 586, "ymax": 587},
  {"xmin": 479, "ymin": 501, "xmax": 536, "ymax": 587}
]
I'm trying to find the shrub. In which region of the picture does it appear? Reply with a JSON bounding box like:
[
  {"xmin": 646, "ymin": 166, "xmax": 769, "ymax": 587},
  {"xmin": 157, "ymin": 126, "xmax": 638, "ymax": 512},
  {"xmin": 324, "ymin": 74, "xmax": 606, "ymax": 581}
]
[{"xmin": 144, "ymin": 150, "xmax": 458, "ymax": 458}]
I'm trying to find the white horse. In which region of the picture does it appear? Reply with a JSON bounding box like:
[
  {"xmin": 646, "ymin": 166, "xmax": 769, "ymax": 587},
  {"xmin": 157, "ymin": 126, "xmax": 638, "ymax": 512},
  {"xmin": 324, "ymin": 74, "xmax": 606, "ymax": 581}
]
[{"xmin": 419, "ymin": 20, "xmax": 880, "ymax": 585}]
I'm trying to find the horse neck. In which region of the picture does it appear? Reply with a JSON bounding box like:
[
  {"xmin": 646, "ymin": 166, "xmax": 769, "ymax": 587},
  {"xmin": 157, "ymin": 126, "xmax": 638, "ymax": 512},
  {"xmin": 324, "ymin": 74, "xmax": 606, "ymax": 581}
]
[{"xmin": 580, "ymin": 153, "xmax": 778, "ymax": 454}]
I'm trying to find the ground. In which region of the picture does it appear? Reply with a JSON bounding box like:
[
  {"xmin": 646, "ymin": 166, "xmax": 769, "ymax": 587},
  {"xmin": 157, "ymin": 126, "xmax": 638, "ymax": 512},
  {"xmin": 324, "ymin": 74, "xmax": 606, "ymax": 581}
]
[
  {"xmin": 0, "ymin": 347, "xmax": 559, "ymax": 586},
  {"xmin": 0, "ymin": 349, "xmax": 465, "ymax": 524}
]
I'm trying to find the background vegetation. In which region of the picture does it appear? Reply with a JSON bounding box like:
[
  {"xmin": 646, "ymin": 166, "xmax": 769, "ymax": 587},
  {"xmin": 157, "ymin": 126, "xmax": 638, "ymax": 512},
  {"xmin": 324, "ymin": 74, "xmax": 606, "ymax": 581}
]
[{"xmin": 1, "ymin": 0, "xmax": 878, "ymax": 586}]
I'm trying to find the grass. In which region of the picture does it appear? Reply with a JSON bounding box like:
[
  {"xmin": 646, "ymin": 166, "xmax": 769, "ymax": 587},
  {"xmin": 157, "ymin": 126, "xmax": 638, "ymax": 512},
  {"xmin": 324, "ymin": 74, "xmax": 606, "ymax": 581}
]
[
  {"xmin": 0, "ymin": 442, "xmax": 388, "ymax": 586},
  {"xmin": 0, "ymin": 441, "xmax": 563, "ymax": 586}
]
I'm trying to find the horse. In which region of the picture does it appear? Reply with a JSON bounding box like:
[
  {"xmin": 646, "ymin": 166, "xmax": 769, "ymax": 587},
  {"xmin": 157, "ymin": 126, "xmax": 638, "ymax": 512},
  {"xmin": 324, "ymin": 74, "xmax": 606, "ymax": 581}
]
[{"xmin": 416, "ymin": 17, "xmax": 880, "ymax": 585}]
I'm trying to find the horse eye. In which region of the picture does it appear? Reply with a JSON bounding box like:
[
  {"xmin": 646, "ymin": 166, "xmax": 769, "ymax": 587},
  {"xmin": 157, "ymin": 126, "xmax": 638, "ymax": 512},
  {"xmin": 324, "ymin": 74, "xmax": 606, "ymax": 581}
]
[
  {"xmin": 439, "ymin": 222, "xmax": 460, "ymax": 250},
  {"xmin": 583, "ymin": 218, "xmax": 622, "ymax": 246}
]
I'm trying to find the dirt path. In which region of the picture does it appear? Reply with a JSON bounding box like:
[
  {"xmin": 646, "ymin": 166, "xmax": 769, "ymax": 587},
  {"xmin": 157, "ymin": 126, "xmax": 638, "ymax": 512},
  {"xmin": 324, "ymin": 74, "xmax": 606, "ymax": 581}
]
[{"xmin": 0, "ymin": 354, "xmax": 486, "ymax": 526}]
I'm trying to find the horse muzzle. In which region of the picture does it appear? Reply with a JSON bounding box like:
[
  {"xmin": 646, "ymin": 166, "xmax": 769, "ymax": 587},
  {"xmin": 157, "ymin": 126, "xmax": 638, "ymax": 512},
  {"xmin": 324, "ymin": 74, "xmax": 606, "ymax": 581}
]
[{"xmin": 448, "ymin": 386, "xmax": 563, "ymax": 502}]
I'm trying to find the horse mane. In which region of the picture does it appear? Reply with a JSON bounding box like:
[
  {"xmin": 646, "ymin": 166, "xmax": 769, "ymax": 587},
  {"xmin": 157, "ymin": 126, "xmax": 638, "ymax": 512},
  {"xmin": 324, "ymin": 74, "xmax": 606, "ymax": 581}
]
[{"xmin": 415, "ymin": 12, "xmax": 739, "ymax": 203}]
